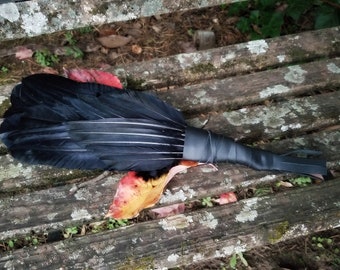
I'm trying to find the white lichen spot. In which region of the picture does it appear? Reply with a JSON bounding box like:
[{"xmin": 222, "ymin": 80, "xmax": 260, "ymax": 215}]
[
  {"xmin": 74, "ymin": 188, "xmax": 91, "ymax": 201},
  {"xmin": 221, "ymin": 52, "xmax": 236, "ymax": 62},
  {"xmin": 21, "ymin": 2, "xmax": 48, "ymax": 35},
  {"xmin": 224, "ymin": 105, "xmax": 290, "ymax": 129},
  {"xmin": 193, "ymin": 253, "xmax": 204, "ymax": 262},
  {"xmin": 284, "ymin": 65, "xmax": 307, "ymax": 84},
  {"xmin": 281, "ymin": 123, "xmax": 302, "ymax": 132},
  {"xmin": 158, "ymin": 214, "xmax": 193, "ymax": 231},
  {"xmin": 69, "ymin": 250, "xmax": 81, "ymax": 260},
  {"xmin": 246, "ymin": 40, "xmax": 269, "ymax": 55},
  {"xmin": 0, "ymin": 3, "xmax": 20, "ymax": 22},
  {"xmin": 177, "ymin": 52, "xmax": 202, "ymax": 69},
  {"xmin": 167, "ymin": 253, "xmax": 179, "ymax": 262},
  {"xmin": 0, "ymin": 161, "xmax": 33, "ymax": 180},
  {"xmin": 281, "ymin": 224, "xmax": 309, "ymax": 241},
  {"xmin": 277, "ymin": 55, "xmax": 286, "ymax": 63},
  {"xmin": 47, "ymin": 212, "xmax": 58, "ymax": 221},
  {"xmin": 71, "ymin": 208, "xmax": 92, "ymax": 220},
  {"xmin": 235, "ymin": 197, "xmax": 259, "ymax": 223},
  {"xmin": 101, "ymin": 245, "xmax": 115, "ymax": 255},
  {"xmin": 241, "ymin": 174, "xmax": 276, "ymax": 188},
  {"xmin": 327, "ymin": 62, "xmax": 340, "ymax": 74},
  {"xmin": 194, "ymin": 90, "xmax": 206, "ymax": 98},
  {"xmin": 160, "ymin": 186, "xmax": 195, "ymax": 204},
  {"xmin": 259, "ymin": 84, "xmax": 290, "ymax": 99},
  {"xmin": 199, "ymin": 211, "xmax": 218, "ymax": 229}
]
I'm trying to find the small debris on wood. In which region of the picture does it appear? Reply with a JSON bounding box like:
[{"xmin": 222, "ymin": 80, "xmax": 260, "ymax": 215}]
[{"xmin": 97, "ymin": 35, "xmax": 132, "ymax": 48}]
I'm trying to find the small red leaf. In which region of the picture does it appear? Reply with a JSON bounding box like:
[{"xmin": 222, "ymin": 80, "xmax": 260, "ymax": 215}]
[
  {"xmin": 15, "ymin": 46, "xmax": 34, "ymax": 60},
  {"xmin": 150, "ymin": 203, "xmax": 185, "ymax": 218},
  {"xmin": 214, "ymin": 192, "xmax": 237, "ymax": 205},
  {"xmin": 64, "ymin": 68, "xmax": 123, "ymax": 89}
]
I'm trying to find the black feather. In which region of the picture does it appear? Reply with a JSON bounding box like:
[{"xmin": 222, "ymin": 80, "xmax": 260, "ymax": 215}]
[{"xmin": 0, "ymin": 74, "xmax": 186, "ymax": 171}]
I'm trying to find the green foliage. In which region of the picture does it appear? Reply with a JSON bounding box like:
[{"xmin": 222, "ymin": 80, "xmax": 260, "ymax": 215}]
[
  {"xmin": 1, "ymin": 66, "xmax": 9, "ymax": 74},
  {"xmin": 7, "ymin": 239, "xmax": 16, "ymax": 249},
  {"xmin": 229, "ymin": 252, "xmax": 249, "ymax": 269},
  {"xmin": 312, "ymin": 236, "xmax": 333, "ymax": 249},
  {"xmin": 254, "ymin": 186, "xmax": 272, "ymax": 197},
  {"xmin": 289, "ymin": 176, "xmax": 312, "ymax": 187},
  {"xmin": 107, "ymin": 218, "xmax": 128, "ymax": 230},
  {"xmin": 228, "ymin": 0, "xmax": 340, "ymax": 40},
  {"xmin": 64, "ymin": 31, "xmax": 77, "ymax": 46},
  {"xmin": 311, "ymin": 235, "xmax": 340, "ymax": 267},
  {"xmin": 34, "ymin": 49, "xmax": 59, "ymax": 67},
  {"xmin": 64, "ymin": 32, "xmax": 84, "ymax": 59},
  {"xmin": 201, "ymin": 196, "xmax": 213, "ymax": 207},
  {"xmin": 314, "ymin": 3, "xmax": 340, "ymax": 29},
  {"xmin": 63, "ymin": 226, "xmax": 78, "ymax": 238},
  {"xmin": 25, "ymin": 236, "xmax": 39, "ymax": 246},
  {"xmin": 77, "ymin": 26, "xmax": 94, "ymax": 34},
  {"xmin": 65, "ymin": 46, "xmax": 84, "ymax": 59}
]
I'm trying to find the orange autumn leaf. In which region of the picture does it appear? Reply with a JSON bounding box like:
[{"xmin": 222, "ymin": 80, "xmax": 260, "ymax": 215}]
[{"xmin": 106, "ymin": 161, "xmax": 198, "ymax": 219}]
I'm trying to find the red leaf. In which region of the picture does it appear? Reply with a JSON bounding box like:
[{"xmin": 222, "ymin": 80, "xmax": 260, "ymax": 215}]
[
  {"xmin": 214, "ymin": 192, "xmax": 237, "ymax": 205},
  {"xmin": 64, "ymin": 68, "xmax": 123, "ymax": 89},
  {"xmin": 15, "ymin": 46, "xmax": 33, "ymax": 60},
  {"xmin": 150, "ymin": 203, "xmax": 185, "ymax": 218}
]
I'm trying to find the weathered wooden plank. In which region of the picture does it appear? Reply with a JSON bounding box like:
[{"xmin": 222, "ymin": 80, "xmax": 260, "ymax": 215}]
[
  {"xmin": 1, "ymin": 178, "xmax": 339, "ymax": 269},
  {"xmin": 198, "ymin": 91, "xmax": 340, "ymax": 141},
  {"xmin": 113, "ymin": 27, "xmax": 340, "ymax": 88},
  {"xmin": 1, "ymin": 128, "xmax": 338, "ymax": 241},
  {"xmin": 158, "ymin": 58, "xmax": 340, "ymax": 115},
  {"xmin": 0, "ymin": 0, "xmax": 242, "ymax": 41}
]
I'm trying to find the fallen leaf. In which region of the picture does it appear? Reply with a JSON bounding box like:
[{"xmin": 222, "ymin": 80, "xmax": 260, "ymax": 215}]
[
  {"xmin": 15, "ymin": 46, "xmax": 34, "ymax": 60},
  {"xmin": 97, "ymin": 34, "xmax": 132, "ymax": 48},
  {"xmin": 213, "ymin": 192, "xmax": 237, "ymax": 205},
  {"xmin": 106, "ymin": 160, "xmax": 198, "ymax": 219},
  {"xmin": 277, "ymin": 180, "xmax": 294, "ymax": 188},
  {"xmin": 84, "ymin": 42, "xmax": 102, "ymax": 53},
  {"xmin": 150, "ymin": 203, "xmax": 185, "ymax": 218},
  {"xmin": 64, "ymin": 68, "xmax": 123, "ymax": 89}
]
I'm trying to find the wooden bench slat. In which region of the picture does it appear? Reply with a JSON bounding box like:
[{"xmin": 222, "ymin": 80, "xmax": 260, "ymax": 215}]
[
  {"xmin": 200, "ymin": 91, "xmax": 340, "ymax": 140},
  {"xmin": 159, "ymin": 57, "xmax": 340, "ymax": 114},
  {"xmin": 1, "ymin": 178, "xmax": 339, "ymax": 269},
  {"xmin": 113, "ymin": 27, "xmax": 340, "ymax": 88},
  {"xmin": 1, "ymin": 128, "xmax": 338, "ymax": 241}
]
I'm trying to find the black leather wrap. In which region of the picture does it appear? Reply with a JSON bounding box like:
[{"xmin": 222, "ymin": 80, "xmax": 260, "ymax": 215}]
[{"xmin": 183, "ymin": 126, "xmax": 327, "ymax": 176}]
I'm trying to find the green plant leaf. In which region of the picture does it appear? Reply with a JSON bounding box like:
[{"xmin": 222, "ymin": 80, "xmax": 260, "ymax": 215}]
[
  {"xmin": 260, "ymin": 11, "xmax": 284, "ymax": 38},
  {"xmin": 236, "ymin": 17, "xmax": 251, "ymax": 33},
  {"xmin": 229, "ymin": 253, "xmax": 237, "ymax": 269},
  {"xmin": 238, "ymin": 252, "xmax": 249, "ymax": 266},
  {"xmin": 286, "ymin": 1, "xmax": 313, "ymax": 21},
  {"xmin": 315, "ymin": 5, "xmax": 340, "ymax": 29}
]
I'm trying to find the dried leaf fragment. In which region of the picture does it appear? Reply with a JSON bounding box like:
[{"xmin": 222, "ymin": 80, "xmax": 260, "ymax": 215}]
[{"xmin": 97, "ymin": 35, "xmax": 132, "ymax": 48}]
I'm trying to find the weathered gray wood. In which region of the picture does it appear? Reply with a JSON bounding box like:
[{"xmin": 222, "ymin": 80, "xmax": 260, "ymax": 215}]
[
  {"xmin": 1, "ymin": 178, "xmax": 339, "ymax": 269},
  {"xmin": 1, "ymin": 128, "xmax": 338, "ymax": 241},
  {"xmin": 113, "ymin": 27, "xmax": 340, "ymax": 88},
  {"xmin": 0, "ymin": 0, "xmax": 242, "ymax": 41},
  {"xmin": 158, "ymin": 58, "xmax": 340, "ymax": 114},
  {"xmin": 0, "ymin": 23, "xmax": 339, "ymax": 269}
]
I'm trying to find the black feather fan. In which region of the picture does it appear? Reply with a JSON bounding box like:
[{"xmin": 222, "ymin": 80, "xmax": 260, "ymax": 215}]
[{"xmin": 0, "ymin": 74, "xmax": 328, "ymax": 177}]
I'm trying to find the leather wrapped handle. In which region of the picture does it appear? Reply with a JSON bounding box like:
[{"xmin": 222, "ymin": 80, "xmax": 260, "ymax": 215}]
[{"xmin": 183, "ymin": 126, "xmax": 327, "ymax": 176}]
